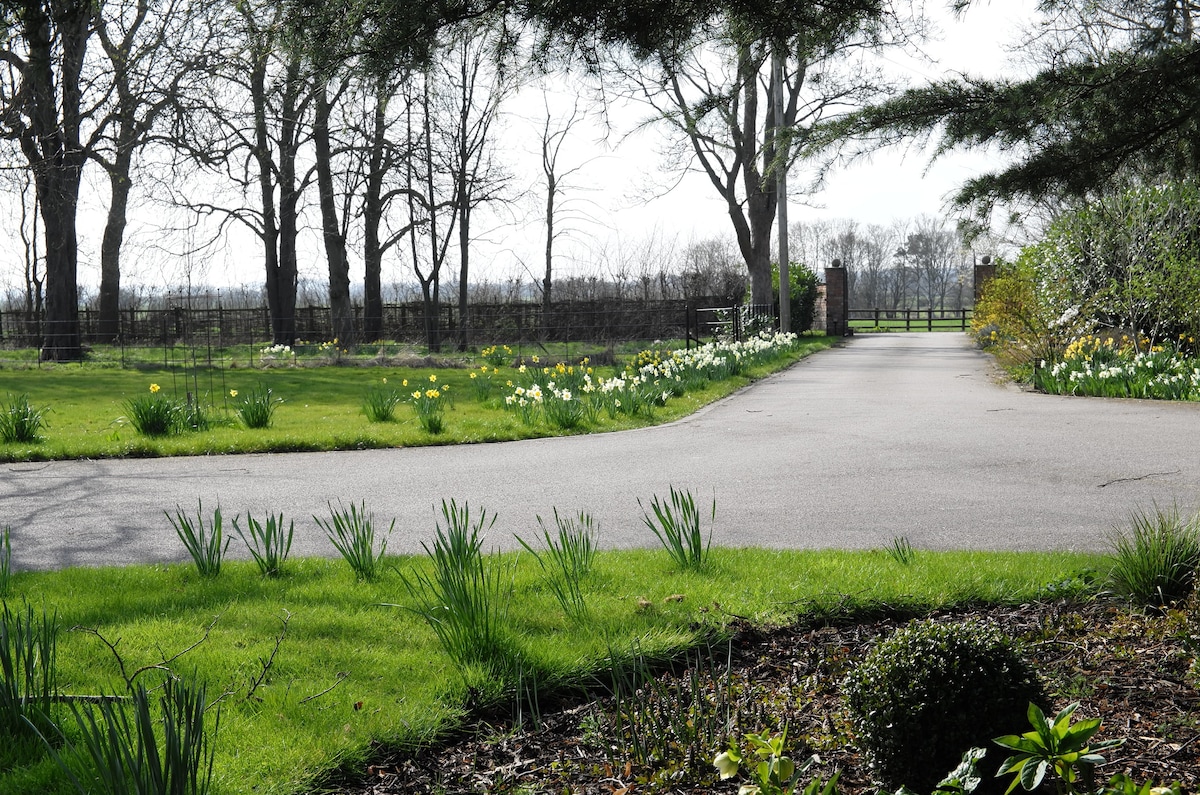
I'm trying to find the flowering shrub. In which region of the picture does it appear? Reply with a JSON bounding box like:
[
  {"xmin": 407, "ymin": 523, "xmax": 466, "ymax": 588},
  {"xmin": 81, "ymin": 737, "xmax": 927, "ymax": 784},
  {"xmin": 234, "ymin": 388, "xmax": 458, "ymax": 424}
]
[{"xmin": 1036, "ymin": 335, "xmax": 1200, "ymax": 400}]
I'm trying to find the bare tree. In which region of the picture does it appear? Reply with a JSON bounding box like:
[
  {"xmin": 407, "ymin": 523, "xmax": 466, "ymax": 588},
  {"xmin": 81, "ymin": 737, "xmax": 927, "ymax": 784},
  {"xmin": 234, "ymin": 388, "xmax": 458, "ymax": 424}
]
[
  {"xmin": 312, "ymin": 74, "xmax": 355, "ymax": 344},
  {"xmin": 906, "ymin": 215, "xmax": 960, "ymax": 310},
  {"xmin": 90, "ymin": 0, "xmax": 210, "ymax": 342},
  {"xmin": 537, "ymin": 91, "xmax": 597, "ymax": 321},
  {"xmin": 616, "ymin": 11, "xmax": 901, "ymax": 308},
  {"xmin": 175, "ymin": 0, "xmax": 314, "ymax": 345},
  {"xmin": 435, "ymin": 23, "xmax": 515, "ymax": 351},
  {"xmin": 404, "ymin": 70, "xmax": 458, "ymax": 351}
]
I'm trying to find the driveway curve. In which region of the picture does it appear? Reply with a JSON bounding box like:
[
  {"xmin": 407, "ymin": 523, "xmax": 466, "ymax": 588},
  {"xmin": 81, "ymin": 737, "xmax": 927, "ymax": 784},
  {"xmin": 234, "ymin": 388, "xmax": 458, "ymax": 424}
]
[{"xmin": 5, "ymin": 332, "xmax": 1200, "ymax": 570}]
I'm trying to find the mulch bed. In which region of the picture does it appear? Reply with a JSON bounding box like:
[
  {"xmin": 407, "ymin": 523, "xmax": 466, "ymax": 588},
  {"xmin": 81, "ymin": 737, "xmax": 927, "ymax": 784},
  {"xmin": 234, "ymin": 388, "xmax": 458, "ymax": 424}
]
[{"xmin": 321, "ymin": 599, "xmax": 1200, "ymax": 794}]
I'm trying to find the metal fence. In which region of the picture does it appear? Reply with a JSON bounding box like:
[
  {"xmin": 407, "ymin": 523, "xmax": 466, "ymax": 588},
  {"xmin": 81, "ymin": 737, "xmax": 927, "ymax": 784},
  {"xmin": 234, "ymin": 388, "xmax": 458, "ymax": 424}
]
[{"xmin": 0, "ymin": 296, "xmax": 743, "ymax": 353}]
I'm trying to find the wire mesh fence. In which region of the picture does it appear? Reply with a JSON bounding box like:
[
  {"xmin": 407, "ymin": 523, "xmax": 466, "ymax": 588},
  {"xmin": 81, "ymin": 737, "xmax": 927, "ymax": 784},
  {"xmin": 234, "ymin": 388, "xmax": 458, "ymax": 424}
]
[{"xmin": 0, "ymin": 296, "xmax": 761, "ymax": 367}]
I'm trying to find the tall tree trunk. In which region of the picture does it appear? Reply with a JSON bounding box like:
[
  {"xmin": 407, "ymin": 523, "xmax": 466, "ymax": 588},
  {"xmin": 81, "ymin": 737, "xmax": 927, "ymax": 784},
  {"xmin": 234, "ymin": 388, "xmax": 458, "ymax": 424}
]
[
  {"xmin": 314, "ymin": 81, "xmax": 355, "ymax": 345},
  {"xmin": 98, "ymin": 151, "xmax": 132, "ymax": 343},
  {"xmin": 37, "ymin": 171, "xmax": 83, "ymax": 360},
  {"xmin": 362, "ymin": 88, "xmax": 388, "ymax": 342},
  {"xmin": 456, "ymin": 163, "xmax": 470, "ymax": 351},
  {"xmin": 19, "ymin": 0, "xmax": 92, "ymax": 361},
  {"xmin": 275, "ymin": 56, "xmax": 303, "ymax": 346},
  {"xmin": 250, "ymin": 39, "xmax": 284, "ymax": 345},
  {"xmin": 542, "ymin": 170, "xmax": 554, "ymax": 333},
  {"xmin": 741, "ymin": 45, "xmax": 777, "ymax": 309}
]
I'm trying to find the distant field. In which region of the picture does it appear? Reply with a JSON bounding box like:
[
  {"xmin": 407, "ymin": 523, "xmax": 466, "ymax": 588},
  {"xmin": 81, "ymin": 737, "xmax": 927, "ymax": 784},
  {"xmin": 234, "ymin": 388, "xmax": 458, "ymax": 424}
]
[{"xmin": 848, "ymin": 310, "xmax": 972, "ymax": 333}]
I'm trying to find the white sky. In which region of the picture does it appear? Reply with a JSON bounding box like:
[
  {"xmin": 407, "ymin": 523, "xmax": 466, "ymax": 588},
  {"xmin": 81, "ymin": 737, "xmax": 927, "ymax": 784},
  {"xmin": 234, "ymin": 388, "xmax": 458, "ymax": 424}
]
[{"xmin": 9, "ymin": 0, "xmax": 1042, "ymax": 295}]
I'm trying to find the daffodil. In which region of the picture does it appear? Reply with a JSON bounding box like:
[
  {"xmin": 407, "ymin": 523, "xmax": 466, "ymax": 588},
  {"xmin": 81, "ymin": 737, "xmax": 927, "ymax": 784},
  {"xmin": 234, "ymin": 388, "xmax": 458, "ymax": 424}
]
[
  {"xmin": 149, "ymin": 383, "xmax": 160, "ymax": 393},
  {"xmin": 229, "ymin": 389, "xmax": 238, "ymax": 398}
]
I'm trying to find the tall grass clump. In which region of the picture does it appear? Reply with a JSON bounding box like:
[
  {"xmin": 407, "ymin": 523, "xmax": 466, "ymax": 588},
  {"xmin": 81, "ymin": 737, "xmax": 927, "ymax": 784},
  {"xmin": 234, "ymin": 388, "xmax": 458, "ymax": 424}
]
[
  {"xmin": 43, "ymin": 676, "xmax": 218, "ymax": 795},
  {"xmin": 516, "ymin": 509, "xmax": 598, "ymax": 620},
  {"xmin": 232, "ymin": 512, "xmax": 294, "ymax": 577},
  {"xmin": 316, "ymin": 501, "xmax": 391, "ymax": 581},
  {"xmin": 0, "ymin": 601, "xmax": 58, "ymax": 738},
  {"xmin": 0, "ymin": 393, "xmax": 49, "ymax": 443},
  {"xmin": 884, "ymin": 536, "xmax": 916, "ymax": 566},
  {"xmin": 166, "ymin": 501, "xmax": 230, "ymax": 579},
  {"xmin": 401, "ymin": 500, "xmax": 513, "ymax": 672},
  {"xmin": 640, "ymin": 487, "xmax": 713, "ymax": 572},
  {"xmin": 362, "ymin": 383, "xmax": 402, "ymax": 422},
  {"xmin": 231, "ymin": 384, "xmax": 280, "ymax": 429},
  {"xmin": 1108, "ymin": 504, "xmax": 1200, "ymax": 606},
  {"xmin": 125, "ymin": 384, "xmax": 181, "ymax": 437}
]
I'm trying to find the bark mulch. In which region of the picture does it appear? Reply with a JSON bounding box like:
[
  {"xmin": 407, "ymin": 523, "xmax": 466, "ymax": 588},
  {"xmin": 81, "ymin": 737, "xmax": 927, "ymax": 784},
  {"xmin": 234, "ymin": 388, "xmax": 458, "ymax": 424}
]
[{"xmin": 320, "ymin": 599, "xmax": 1200, "ymax": 794}]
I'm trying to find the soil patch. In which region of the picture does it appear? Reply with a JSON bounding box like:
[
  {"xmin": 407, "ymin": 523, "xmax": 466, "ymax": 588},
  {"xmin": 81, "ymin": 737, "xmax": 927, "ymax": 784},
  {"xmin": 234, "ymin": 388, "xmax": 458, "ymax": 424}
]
[{"xmin": 323, "ymin": 599, "xmax": 1200, "ymax": 794}]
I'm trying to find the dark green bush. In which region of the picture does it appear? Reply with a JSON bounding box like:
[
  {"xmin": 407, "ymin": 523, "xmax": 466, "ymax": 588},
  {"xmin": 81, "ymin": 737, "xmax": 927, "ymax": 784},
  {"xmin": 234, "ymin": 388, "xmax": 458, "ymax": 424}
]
[{"xmin": 842, "ymin": 618, "xmax": 1043, "ymax": 793}]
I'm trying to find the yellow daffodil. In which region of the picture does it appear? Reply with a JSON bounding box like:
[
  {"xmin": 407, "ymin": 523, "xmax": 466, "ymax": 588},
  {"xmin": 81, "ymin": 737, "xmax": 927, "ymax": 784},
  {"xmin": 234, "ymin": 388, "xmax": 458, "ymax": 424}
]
[
  {"xmin": 149, "ymin": 383, "xmax": 160, "ymax": 393},
  {"xmin": 229, "ymin": 389, "xmax": 238, "ymax": 398}
]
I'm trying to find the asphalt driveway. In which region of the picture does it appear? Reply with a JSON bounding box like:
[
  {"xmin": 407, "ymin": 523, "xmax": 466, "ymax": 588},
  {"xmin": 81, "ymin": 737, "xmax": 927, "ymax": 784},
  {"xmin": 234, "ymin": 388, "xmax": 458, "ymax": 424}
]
[{"xmin": 4, "ymin": 332, "xmax": 1200, "ymax": 570}]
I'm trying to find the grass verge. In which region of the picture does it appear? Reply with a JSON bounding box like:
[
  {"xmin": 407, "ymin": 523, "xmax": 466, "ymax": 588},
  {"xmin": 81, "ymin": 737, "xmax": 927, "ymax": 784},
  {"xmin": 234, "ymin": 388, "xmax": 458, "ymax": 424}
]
[
  {"xmin": 0, "ymin": 336, "xmax": 834, "ymax": 462},
  {"xmin": 0, "ymin": 546, "xmax": 1103, "ymax": 795}
]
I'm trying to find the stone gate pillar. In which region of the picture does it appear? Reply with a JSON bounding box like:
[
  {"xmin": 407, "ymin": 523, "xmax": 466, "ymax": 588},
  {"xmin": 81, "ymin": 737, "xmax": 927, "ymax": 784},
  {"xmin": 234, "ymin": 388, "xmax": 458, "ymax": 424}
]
[
  {"xmin": 825, "ymin": 259, "xmax": 849, "ymax": 336},
  {"xmin": 973, "ymin": 255, "xmax": 995, "ymax": 304}
]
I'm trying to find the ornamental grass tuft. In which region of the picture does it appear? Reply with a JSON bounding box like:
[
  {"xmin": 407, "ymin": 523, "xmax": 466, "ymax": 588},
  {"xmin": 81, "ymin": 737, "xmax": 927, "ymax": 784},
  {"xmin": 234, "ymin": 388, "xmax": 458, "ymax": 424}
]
[
  {"xmin": 401, "ymin": 500, "xmax": 513, "ymax": 672},
  {"xmin": 232, "ymin": 511, "xmax": 294, "ymax": 577},
  {"xmin": 125, "ymin": 384, "xmax": 182, "ymax": 437},
  {"xmin": 1107, "ymin": 504, "xmax": 1200, "ymax": 607},
  {"xmin": 41, "ymin": 675, "xmax": 219, "ymax": 795},
  {"xmin": 0, "ymin": 600, "xmax": 58, "ymax": 739},
  {"xmin": 362, "ymin": 383, "xmax": 403, "ymax": 422},
  {"xmin": 516, "ymin": 509, "xmax": 598, "ymax": 620},
  {"xmin": 316, "ymin": 500, "xmax": 390, "ymax": 581},
  {"xmin": 231, "ymin": 384, "xmax": 281, "ymax": 429},
  {"xmin": 0, "ymin": 393, "xmax": 49, "ymax": 443},
  {"xmin": 167, "ymin": 501, "xmax": 230, "ymax": 579},
  {"xmin": 640, "ymin": 486, "xmax": 713, "ymax": 572}
]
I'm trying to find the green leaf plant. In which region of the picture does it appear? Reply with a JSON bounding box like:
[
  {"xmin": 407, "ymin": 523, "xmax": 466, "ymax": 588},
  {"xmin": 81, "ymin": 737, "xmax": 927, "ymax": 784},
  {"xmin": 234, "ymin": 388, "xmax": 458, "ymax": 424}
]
[
  {"xmin": 994, "ymin": 702, "xmax": 1124, "ymax": 795},
  {"xmin": 714, "ymin": 727, "xmax": 836, "ymax": 795}
]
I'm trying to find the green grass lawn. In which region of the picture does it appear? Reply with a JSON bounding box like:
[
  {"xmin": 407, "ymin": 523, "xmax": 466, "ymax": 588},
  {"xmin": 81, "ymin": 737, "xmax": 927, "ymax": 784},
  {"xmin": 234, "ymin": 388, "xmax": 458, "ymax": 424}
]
[
  {"xmin": 0, "ymin": 335, "xmax": 835, "ymax": 462},
  {"xmin": 0, "ymin": 546, "xmax": 1104, "ymax": 795}
]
